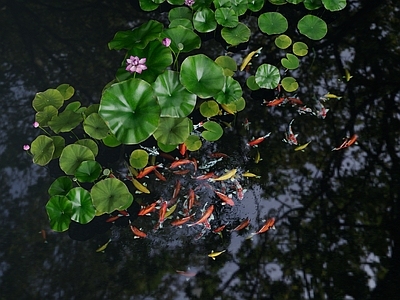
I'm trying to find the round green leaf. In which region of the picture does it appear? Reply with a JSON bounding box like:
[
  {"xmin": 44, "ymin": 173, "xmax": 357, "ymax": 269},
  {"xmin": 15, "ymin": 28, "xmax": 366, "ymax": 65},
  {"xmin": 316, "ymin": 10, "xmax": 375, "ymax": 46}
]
[
  {"xmin": 46, "ymin": 195, "xmax": 73, "ymax": 232},
  {"xmin": 322, "ymin": 0, "xmax": 346, "ymax": 11},
  {"xmin": 255, "ymin": 64, "xmax": 281, "ymax": 89},
  {"xmin": 129, "ymin": 149, "xmax": 149, "ymax": 169},
  {"xmin": 65, "ymin": 101, "xmax": 81, "ymax": 112},
  {"xmin": 48, "ymin": 110, "xmax": 83, "ymax": 134},
  {"xmin": 215, "ymin": 8, "xmax": 239, "ymax": 28},
  {"xmin": 258, "ymin": 12, "xmax": 288, "ymax": 35},
  {"xmin": 248, "ymin": 0, "xmax": 265, "ymax": 12},
  {"xmin": 162, "ymin": 26, "xmax": 201, "ymax": 54},
  {"xmin": 167, "ymin": 0, "xmax": 185, "ymax": 4},
  {"xmin": 193, "ymin": 8, "xmax": 217, "ymax": 33},
  {"xmin": 281, "ymin": 77, "xmax": 299, "ymax": 92},
  {"xmin": 298, "ymin": 15, "xmax": 327, "ymax": 40},
  {"xmin": 246, "ymin": 75, "xmax": 260, "ymax": 91},
  {"xmin": 215, "ymin": 56, "xmax": 237, "ymax": 74},
  {"xmin": 215, "ymin": 76, "xmax": 243, "ymax": 105},
  {"xmin": 233, "ymin": 96, "xmax": 246, "ymax": 111},
  {"xmin": 221, "ymin": 23, "xmax": 251, "ymax": 46},
  {"xmin": 200, "ymin": 100, "xmax": 220, "ymax": 117},
  {"xmin": 287, "ymin": 0, "xmax": 303, "ymax": 3},
  {"xmin": 74, "ymin": 161, "xmax": 102, "ymax": 183},
  {"xmin": 138, "ymin": 0, "xmax": 159, "ymax": 11},
  {"xmin": 91, "ymin": 178, "xmax": 134, "ymax": 214},
  {"xmin": 192, "ymin": 0, "xmax": 214, "ymax": 10},
  {"xmin": 152, "ymin": 70, "xmax": 196, "ymax": 118},
  {"xmin": 51, "ymin": 136, "xmax": 65, "ymax": 159},
  {"xmin": 102, "ymin": 133, "xmax": 121, "ymax": 147},
  {"xmin": 168, "ymin": 7, "xmax": 192, "ymax": 21},
  {"xmin": 201, "ymin": 121, "xmax": 223, "ymax": 141},
  {"xmin": 83, "ymin": 113, "xmax": 109, "ymax": 140},
  {"xmin": 56, "ymin": 84, "xmax": 75, "ymax": 100},
  {"xmin": 35, "ymin": 105, "xmax": 58, "ymax": 127},
  {"xmin": 304, "ymin": 0, "xmax": 323, "ymax": 10},
  {"xmin": 75, "ymin": 139, "xmax": 98, "ymax": 157},
  {"xmin": 84, "ymin": 104, "xmax": 100, "ymax": 117},
  {"xmin": 180, "ymin": 54, "xmax": 225, "ymax": 99},
  {"xmin": 31, "ymin": 135, "xmax": 55, "ymax": 166},
  {"xmin": 275, "ymin": 34, "xmax": 292, "ymax": 49},
  {"xmin": 99, "ymin": 78, "xmax": 161, "ymax": 144},
  {"xmin": 185, "ymin": 135, "xmax": 202, "ymax": 151},
  {"xmin": 293, "ymin": 41, "xmax": 309, "ymax": 56},
  {"xmin": 268, "ymin": 0, "xmax": 286, "ymax": 3},
  {"xmin": 157, "ymin": 141, "xmax": 177, "ymax": 153},
  {"xmin": 281, "ymin": 53, "xmax": 300, "ymax": 69},
  {"xmin": 219, "ymin": 0, "xmax": 247, "ymax": 15},
  {"xmin": 153, "ymin": 117, "xmax": 190, "ymax": 145},
  {"xmin": 169, "ymin": 18, "xmax": 193, "ymax": 30},
  {"xmin": 66, "ymin": 187, "xmax": 96, "ymax": 224},
  {"xmin": 59, "ymin": 144, "xmax": 95, "ymax": 175},
  {"xmin": 48, "ymin": 176, "xmax": 73, "ymax": 196},
  {"xmin": 32, "ymin": 89, "xmax": 64, "ymax": 112}
]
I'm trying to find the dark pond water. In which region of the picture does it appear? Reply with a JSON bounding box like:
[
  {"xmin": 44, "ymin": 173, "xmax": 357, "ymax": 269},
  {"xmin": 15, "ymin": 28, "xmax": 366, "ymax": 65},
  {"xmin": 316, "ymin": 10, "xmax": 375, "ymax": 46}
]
[{"xmin": 1, "ymin": 1, "xmax": 400, "ymax": 299}]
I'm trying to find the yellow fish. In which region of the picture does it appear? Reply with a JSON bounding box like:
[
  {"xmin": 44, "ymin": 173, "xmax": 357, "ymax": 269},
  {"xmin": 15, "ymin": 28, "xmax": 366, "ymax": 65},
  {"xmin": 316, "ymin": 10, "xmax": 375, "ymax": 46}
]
[
  {"xmin": 96, "ymin": 238, "xmax": 111, "ymax": 253},
  {"xmin": 294, "ymin": 141, "xmax": 312, "ymax": 152},
  {"xmin": 254, "ymin": 150, "xmax": 261, "ymax": 164},
  {"xmin": 240, "ymin": 47, "xmax": 262, "ymax": 71},
  {"xmin": 164, "ymin": 203, "xmax": 177, "ymax": 219},
  {"xmin": 208, "ymin": 250, "xmax": 226, "ymax": 260},
  {"xmin": 242, "ymin": 171, "xmax": 261, "ymax": 178},
  {"xmin": 324, "ymin": 93, "xmax": 342, "ymax": 100},
  {"xmin": 210, "ymin": 169, "xmax": 237, "ymax": 181},
  {"xmin": 344, "ymin": 68, "xmax": 353, "ymax": 82},
  {"xmin": 220, "ymin": 103, "xmax": 236, "ymax": 115},
  {"xmin": 131, "ymin": 177, "xmax": 150, "ymax": 194}
]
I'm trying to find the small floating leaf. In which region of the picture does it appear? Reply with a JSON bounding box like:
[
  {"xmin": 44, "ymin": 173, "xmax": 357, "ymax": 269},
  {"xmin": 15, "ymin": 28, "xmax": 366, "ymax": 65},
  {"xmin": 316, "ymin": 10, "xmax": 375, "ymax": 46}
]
[
  {"xmin": 83, "ymin": 113, "xmax": 109, "ymax": 140},
  {"xmin": 281, "ymin": 53, "xmax": 300, "ymax": 69},
  {"xmin": 59, "ymin": 144, "xmax": 95, "ymax": 175},
  {"xmin": 258, "ymin": 12, "xmax": 288, "ymax": 35},
  {"xmin": 221, "ymin": 23, "xmax": 251, "ymax": 46},
  {"xmin": 56, "ymin": 84, "xmax": 75, "ymax": 100},
  {"xmin": 281, "ymin": 77, "xmax": 299, "ymax": 92},
  {"xmin": 129, "ymin": 149, "xmax": 149, "ymax": 169},
  {"xmin": 298, "ymin": 15, "xmax": 327, "ymax": 40},
  {"xmin": 48, "ymin": 176, "xmax": 73, "ymax": 197},
  {"xmin": 293, "ymin": 42, "xmax": 309, "ymax": 56},
  {"xmin": 322, "ymin": 0, "xmax": 346, "ymax": 11},
  {"xmin": 201, "ymin": 121, "xmax": 223, "ymax": 141},
  {"xmin": 275, "ymin": 35, "xmax": 292, "ymax": 49},
  {"xmin": 74, "ymin": 161, "xmax": 102, "ymax": 183},
  {"xmin": 66, "ymin": 187, "xmax": 96, "ymax": 224},
  {"xmin": 255, "ymin": 64, "xmax": 281, "ymax": 89},
  {"xmin": 185, "ymin": 135, "xmax": 202, "ymax": 151},
  {"xmin": 31, "ymin": 135, "xmax": 55, "ymax": 166},
  {"xmin": 200, "ymin": 100, "xmax": 220, "ymax": 117},
  {"xmin": 46, "ymin": 195, "xmax": 73, "ymax": 232}
]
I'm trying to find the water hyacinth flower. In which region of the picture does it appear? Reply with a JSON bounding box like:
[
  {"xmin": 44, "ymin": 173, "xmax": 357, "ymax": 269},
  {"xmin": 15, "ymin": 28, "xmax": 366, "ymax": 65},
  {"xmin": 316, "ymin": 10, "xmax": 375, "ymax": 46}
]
[
  {"xmin": 23, "ymin": 144, "xmax": 30, "ymax": 151},
  {"xmin": 185, "ymin": 0, "xmax": 195, "ymax": 6},
  {"xmin": 162, "ymin": 38, "xmax": 171, "ymax": 47},
  {"xmin": 33, "ymin": 121, "xmax": 39, "ymax": 128},
  {"xmin": 126, "ymin": 56, "xmax": 147, "ymax": 74}
]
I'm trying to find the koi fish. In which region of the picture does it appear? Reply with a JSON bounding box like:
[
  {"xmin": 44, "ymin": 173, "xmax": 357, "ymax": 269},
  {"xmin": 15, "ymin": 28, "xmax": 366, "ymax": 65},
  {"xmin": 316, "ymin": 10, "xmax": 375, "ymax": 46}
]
[
  {"xmin": 176, "ymin": 270, "xmax": 197, "ymax": 277},
  {"xmin": 209, "ymin": 152, "xmax": 229, "ymax": 158},
  {"xmin": 332, "ymin": 134, "xmax": 358, "ymax": 151},
  {"xmin": 283, "ymin": 119, "xmax": 298, "ymax": 145},
  {"xmin": 232, "ymin": 178, "xmax": 244, "ymax": 200},
  {"xmin": 195, "ymin": 172, "xmax": 215, "ymax": 180},
  {"xmin": 96, "ymin": 238, "xmax": 111, "ymax": 252},
  {"xmin": 138, "ymin": 201, "xmax": 157, "ymax": 216},
  {"xmin": 254, "ymin": 149, "xmax": 261, "ymax": 163},
  {"xmin": 220, "ymin": 103, "xmax": 236, "ymax": 115},
  {"xmin": 106, "ymin": 215, "xmax": 121, "ymax": 223},
  {"xmin": 154, "ymin": 200, "xmax": 168, "ymax": 229},
  {"xmin": 193, "ymin": 121, "xmax": 204, "ymax": 130},
  {"xmin": 129, "ymin": 224, "xmax": 147, "ymax": 238},
  {"xmin": 165, "ymin": 203, "xmax": 178, "ymax": 219},
  {"xmin": 153, "ymin": 169, "xmax": 166, "ymax": 181},
  {"xmin": 344, "ymin": 68, "xmax": 353, "ymax": 82},
  {"xmin": 208, "ymin": 250, "xmax": 226, "ymax": 260},
  {"xmin": 210, "ymin": 169, "xmax": 237, "ymax": 182},
  {"xmin": 263, "ymin": 97, "xmax": 286, "ymax": 107},
  {"xmin": 172, "ymin": 169, "xmax": 190, "ymax": 175},
  {"xmin": 213, "ymin": 224, "xmax": 227, "ymax": 233},
  {"xmin": 131, "ymin": 177, "xmax": 150, "ymax": 194},
  {"xmin": 179, "ymin": 143, "xmax": 187, "ymax": 156},
  {"xmin": 247, "ymin": 133, "xmax": 271, "ymax": 147},
  {"xmin": 246, "ymin": 217, "xmax": 276, "ymax": 239},
  {"xmin": 198, "ymin": 157, "xmax": 223, "ymax": 170},
  {"xmin": 242, "ymin": 118, "xmax": 251, "ymax": 130},
  {"xmin": 139, "ymin": 145, "xmax": 159, "ymax": 156},
  {"xmin": 231, "ymin": 218, "xmax": 250, "ymax": 232},
  {"xmin": 39, "ymin": 229, "xmax": 48, "ymax": 243},
  {"xmin": 287, "ymin": 97, "xmax": 304, "ymax": 106},
  {"xmin": 294, "ymin": 141, "xmax": 312, "ymax": 152},
  {"xmin": 316, "ymin": 102, "xmax": 329, "ymax": 119},
  {"xmin": 240, "ymin": 47, "xmax": 262, "ymax": 71},
  {"xmin": 188, "ymin": 204, "xmax": 214, "ymax": 227},
  {"xmin": 297, "ymin": 106, "xmax": 313, "ymax": 115},
  {"xmin": 170, "ymin": 159, "xmax": 193, "ymax": 169},
  {"xmin": 136, "ymin": 164, "xmax": 163, "ymax": 179},
  {"xmin": 171, "ymin": 180, "xmax": 181, "ymax": 200},
  {"xmin": 242, "ymin": 171, "xmax": 261, "ymax": 178},
  {"xmin": 215, "ymin": 191, "xmax": 235, "ymax": 206},
  {"xmin": 323, "ymin": 93, "xmax": 342, "ymax": 100},
  {"xmin": 171, "ymin": 215, "xmax": 193, "ymax": 226}
]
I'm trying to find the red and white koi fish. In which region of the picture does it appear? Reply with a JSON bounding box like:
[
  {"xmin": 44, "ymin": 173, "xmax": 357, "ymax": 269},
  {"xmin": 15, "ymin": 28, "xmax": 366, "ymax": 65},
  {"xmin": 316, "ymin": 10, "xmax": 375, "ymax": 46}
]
[
  {"xmin": 247, "ymin": 133, "xmax": 271, "ymax": 147},
  {"xmin": 332, "ymin": 134, "xmax": 358, "ymax": 151},
  {"xmin": 283, "ymin": 119, "xmax": 298, "ymax": 145},
  {"xmin": 129, "ymin": 223, "xmax": 147, "ymax": 238},
  {"xmin": 154, "ymin": 200, "xmax": 168, "ymax": 230},
  {"xmin": 193, "ymin": 121, "xmax": 204, "ymax": 130},
  {"xmin": 231, "ymin": 217, "xmax": 250, "ymax": 232},
  {"xmin": 215, "ymin": 191, "xmax": 235, "ymax": 206},
  {"xmin": 232, "ymin": 178, "xmax": 244, "ymax": 200},
  {"xmin": 188, "ymin": 204, "xmax": 214, "ymax": 227},
  {"xmin": 138, "ymin": 201, "xmax": 158, "ymax": 216},
  {"xmin": 263, "ymin": 97, "xmax": 286, "ymax": 107},
  {"xmin": 136, "ymin": 164, "xmax": 163, "ymax": 179},
  {"xmin": 297, "ymin": 106, "xmax": 313, "ymax": 115},
  {"xmin": 316, "ymin": 102, "xmax": 329, "ymax": 119}
]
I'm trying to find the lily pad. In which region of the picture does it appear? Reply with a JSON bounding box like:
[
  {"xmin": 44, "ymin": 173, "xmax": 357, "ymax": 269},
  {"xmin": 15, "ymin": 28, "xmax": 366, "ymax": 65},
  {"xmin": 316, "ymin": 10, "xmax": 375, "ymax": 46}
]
[
  {"xmin": 293, "ymin": 41, "xmax": 309, "ymax": 56},
  {"xmin": 48, "ymin": 176, "xmax": 73, "ymax": 197},
  {"xmin": 84, "ymin": 104, "xmax": 100, "ymax": 117},
  {"xmin": 304, "ymin": 0, "xmax": 323, "ymax": 10},
  {"xmin": 168, "ymin": 7, "xmax": 192, "ymax": 21},
  {"xmin": 56, "ymin": 84, "xmax": 75, "ymax": 100},
  {"xmin": 232, "ymin": 96, "xmax": 246, "ymax": 111},
  {"xmin": 180, "ymin": 54, "xmax": 225, "ymax": 99},
  {"xmin": 246, "ymin": 75, "xmax": 260, "ymax": 91},
  {"xmin": 65, "ymin": 101, "xmax": 82, "ymax": 112},
  {"xmin": 322, "ymin": 0, "xmax": 346, "ymax": 11},
  {"xmin": 185, "ymin": 135, "xmax": 202, "ymax": 151},
  {"xmin": 200, "ymin": 100, "xmax": 220, "ymax": 117},
  {"xmin": 281, "ymin": 53, "xmax": 300, "ymax": 69},
  {"xmin": 215, "ymin": 8, "xmax": 239, "ymax": 28},
  {"xmin": 162, "ymin": 26, "xmax": 201, "ymax": 54},
  {"xmin": 91, "ymin": 178, "xmax": 134, "ymax": 214},
  {"xmin": 255, "ymin": 64, "xmax": 281, "ymax": 89},
  {"xmin": 138, "ymin": 0, "xmax": 159, "ymax": 11},
  {"xmin": 129, "ymin": 149, "xmax": 149, "ymax": 169},
  {"xmin": 48, "ymin": 110, "xmax": 83, "ymax": 133},
  {"xmin": 35, "ymin": 105, "xmax": 58, "ymax": 127},
  {"xmin": 157, "ymin": 141, "xmax": 177, "ymax": 153},
  {"xmin": 66, "ymin": 187, "xmax": 96, "ymax": 224},
  {"xmin": 51, "ymin": 136, "xmax": 65, "ymax": 159},
  {"xmin": 201, "ymin": 121, "xmax": 223, "ymax": 141},
  {"xmin": 281, "ymin": 77, "xmax": 299, "ymax": 92},
  {"xmin": 258, "ymin": 12, "xmax": 288, "ymax": 35},
  {"xmin": 286, "ymin": 0, "xmax": 303, "ymax": 3},
  {"xmin": 74, "ymin": 161, "xmax": 102, "ymax": 183},
  {"xmin": 31, "ymin": 135, "xmax": 55, "ymax": 166},
  {"xmin": 32, "ymin": 88, "xmax": 64, "ymax": 112},
  {"xmin": 298, "ymin": 15, "xmax": 327, "ymax": 40},
  {"xmin": 102, "ymin": 133, "xmax": 121, "ymax": 147},
  {"xmin": 193, "ymin": 8, "xmax": 217, "ymax": 33},
  {"xmin": 152, "ymin": 70, "xmax": 196, "ymax": 118},
  {"xmin": 59, "ymin": 144, "xmax": 95, "ymax": 175},
  {"xmin": 275, "ymin": 35, "xmax": 292, "ymax": 49},
  {"xmin": 268, "ymin": 0, "xmax": 286, "ymax": 3},
  {"xmin": 83, "ymin": 113, "xmax": 109, "ymax": 140},
  {"xmin": 221, "ymin": 23, "xmax": 251, "ymax": 46},
  {"xmin": 153, "ymin": 117, "xmax": 190, "ymax": 145},
  {"xmin": 215, "ymin": 76, "xmax": 243, "ymax": 105},
  {"xmin": 169, "ymin": 19, "xmax": 193, "ymax": 30},
  {"xmin": 46, "ymin": 195, "xmax": 73, "ymax": 232},
  {"xmin": 75, "ymin": 139, "xmax": 98, "ymax": 157},
  {"xmin": 248, "ymin": 0, "xmax": 265, "ymax": 12},
  {"xmin": 99, "ymin": 78, "xmax": 161, "ymax": 144},
  {"xmin": 215, "ymin": 56, "xmax": 237, "ymax": 76}
]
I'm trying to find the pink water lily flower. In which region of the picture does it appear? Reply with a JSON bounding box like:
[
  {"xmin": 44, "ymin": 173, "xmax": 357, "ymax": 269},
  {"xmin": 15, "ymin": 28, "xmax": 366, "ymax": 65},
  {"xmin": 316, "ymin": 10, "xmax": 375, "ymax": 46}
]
[
  {"xmin": 23, "ymin": 144, "xmax": 30, "ymax": 151},
  {"xmin": 33, "ymin": 121, "xmax": 39, "ymax": 128},
  {"xmin": 162, "ymin": 38, "xmax": 171, "ymax": 47},
  {"xmin": 185, "ymin": 0, "xmax": 195, "ymax": 6},
  {"xmin": 126, "ymin": 56, "xmax": 147, "ymax": 74}
]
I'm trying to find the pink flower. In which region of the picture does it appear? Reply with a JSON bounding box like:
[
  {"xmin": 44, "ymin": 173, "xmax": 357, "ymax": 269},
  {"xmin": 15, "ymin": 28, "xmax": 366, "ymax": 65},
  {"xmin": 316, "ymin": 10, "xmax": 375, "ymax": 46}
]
[
  {"xmin": 162, "ymin": 38, "xmax": 171, "ymax": 47},
  {"xmin": 185, "ymin": 0, "xmax": 195, "ymax": 6},
  {"xmin": 33, "ymin": 121, "xmax": 39, "ymax": 128},
  {"xmin": 126, "ymin": 56, "xmax": 147, "ymax": 74},
  {"xmin": 23, "ymin": 144, "xmax": 30, "ymax": 151}
]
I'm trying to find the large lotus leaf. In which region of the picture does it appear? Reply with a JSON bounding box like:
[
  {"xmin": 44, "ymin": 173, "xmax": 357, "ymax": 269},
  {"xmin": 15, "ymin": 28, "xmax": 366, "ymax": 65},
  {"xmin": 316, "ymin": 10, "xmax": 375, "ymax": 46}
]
[
  {"xmin": 108, "ymin": 20, "xmax": 163, "ymax": 50},
  {"xmin": 83, "ymin": 113, "xmax": 109, "ymax": 140},
  {"xmin": 102, "ymin": 133, "xmax": 121, "ymax": 147},
  {"xmin": 116, "ymin": 40, "xmax": 173, "ymax": 83},
  {"xmin": 281, "ymin": 53, "xmax": 300, "ymax": 69},
  {"xmin": 170, "ymin": 19, "xmax": 193, "ymax": 30},
  {"xmin": 258, "ymin": 12, "xmax": 288, "ymax": 35},
  {"xmin": 91, "ymin": 178, "xmax": 134, "ymax": 214},
  {"xmin": 31, "ymin": 135, "xmax": 55, "ymax": 166},
  {"xmin": 48, "ymin": 110, "xmax": 83, "ymax": 133},
  {"xmin": 180, "ymin": 54, "xmax": 225, "ymax": 99},
  {"xmin": 193, "ymin": 8, "xmax": 217, "ymax": 33},
  {"xmin": 56, "ymin": 84, "xmax": 75, "ymax": 100},
  {"xmin": 51, "ymin": 136, "xmax": 65, "ymax": 159},
  {"xmin": 152, "ymin": 70, "xmax": 196, "ymax": 118},
  {"xmin": 129, "ymin": 149, "xmax": 149, "ymax": 169},
  {"xmin": 201, "ymin": 121, "xmax": 223, "ymax": 141},
  {"xmin": 215, "ymin": 8, "xmax": 238, "ymax": 28},
  {"xmin": 138, "ymin": 0, "xmax": 159, "ymax": 11},
  {"xmin": 215, "ymin": 76, "xmax": 243, "ymax": 105},
  {"xmin": 46, "ymin": 195, "xmax": 73, "ymax": 232},
  {"xmin": 35, "ymin": 105, "xmax": 58, "ymax": 127},
  {"xmin": 48, "ymin": 176, "xmax": 73, "ymax": 196},
  {"xmin": 293, "ymin": 41, "xmax": 309, "ymax": 56},
  {"xmin": 99, "ymin": 78, "xmax": 161, "ymax": 144},
  {"xmin": 221, "ymin": 23, "xmax": 251, "ymax": 46},
  {"xmin": 75, "ymin": 139, "xmax": 98, "ymax": 157},
  {"xmin": 161, "ymin": 26, "xmax": 201, "ymax": 54},
  {"xmin": 322, "ymin": 0, "xmax": 346, "ymax": 11},
  {"xmin": 248, "ymin": 0, "xmax": 265, "ymax": 12},
  {"xmin": 66, "ymin": 187, "xmax": 96, "ymax": 224},
  {"xmin": 74, "ymin": 161, "xmax": 102, "ymax": 183},
  {"xmin": 281, "ymin": 76, "xmax": 299, "ymax": 92},
  {"xmin": 168, "ymin": 7, "xmax": 192, "ymax": 21},
  {"xmin": 153, "ymin": 117, "xmax": 190, "ymax": 145},
  {"xmin": 200, "ymin": 100, "xmax": 220, "ymax": 117},
  {"xmin": 32, "ymin": 88, "xmax": 64, "ymax": 112},
  {"xmin": 304, "ymin": 0, "xmax": 323, "ymax": 10},
  {"xmin": 275, "ymin": 34, "xmax": 292, "ymax": 49},
  {"xmin": 255, "ymin": 64, "xmax": 281, "ymax": 89},
  {"xmin": 298, "ymin": 15, "xmax": 327, "ymax": 40},
  {"xmin": 59, "ymin": 144, "xmax": 95, "ymax": 175},
  {"xmin": 185, "ymin": 135, "xmax": 202, "ymax": 151}
]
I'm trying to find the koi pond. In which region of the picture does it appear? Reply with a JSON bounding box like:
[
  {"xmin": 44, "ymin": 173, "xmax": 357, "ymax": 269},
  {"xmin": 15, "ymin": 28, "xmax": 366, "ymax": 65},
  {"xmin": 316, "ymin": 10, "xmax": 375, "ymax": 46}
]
[{"xmin": 1, "ymin": 1, "xmax": 400, "ymax": 299}]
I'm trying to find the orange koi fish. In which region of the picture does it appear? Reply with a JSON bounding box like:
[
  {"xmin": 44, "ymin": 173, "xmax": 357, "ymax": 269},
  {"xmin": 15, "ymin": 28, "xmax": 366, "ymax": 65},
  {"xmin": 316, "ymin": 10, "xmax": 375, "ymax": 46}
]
[
  {"xmin": 247, "ymin": 133, "xmax": 271, "ymax": 147},
  {"xmin": 332, "ymin": 134, "xmax": 358, "ymax": 151},
  {"xmin": 153, "ymin": 169, "xmax": 166, "ymax": 181},
  {"xmin": 231, "ymin": 218, "xmax": 250, "ymax": 232},
  {"xmin": 264, "ymin": 97, "xmax": 286, "ymax": 107},
  {"xmin": 129, "ymin": 224, "xmax": 147, "ymax": 238},
  {"xmin": 195, "ymin": 172, "xmax": 215, "ymax": 180},
  {"xmin": 178, "ymin": 143, "xmax": 187, "ymax": 156},
  {"xmin": 136, "ymin": 164, "xmax": 162, "ymax": 179},
  {"xmin": 188, "ymin": 205, "xmax": 214, "ymax": 227},
  {"xmin": 287, "ymin": 97, "xmax": 304, "ymax": 106},
  {"xmin": 212, "ymin": 224, "xmax": 227, "ymax": 233},
  {"xmin": 154, "ymin": 200, "xmax": 168, "ymax": 230},
  {"xmin": 283, "ymin": 119, "xmax": 298, "ymax": 145},
  {"xmin": 171, "ymin": 215, "xmax": 194, "ymax": 226},
  {"xmin": 170, "ymin": 159, "xmax": 193, "ymax": 169},
  {"xmin": 255, "ymin": 217, "xmax": 276, "ymax": 234},
  {"xmin": 138, "ymin": 201, "xmax": 158, "ymax": 216},
  {"xmin": 215, "ymin": 191, "xmax": 235, "ymax": 206}
]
